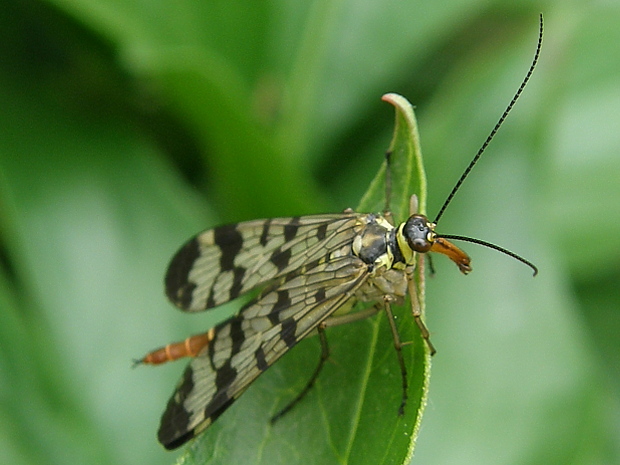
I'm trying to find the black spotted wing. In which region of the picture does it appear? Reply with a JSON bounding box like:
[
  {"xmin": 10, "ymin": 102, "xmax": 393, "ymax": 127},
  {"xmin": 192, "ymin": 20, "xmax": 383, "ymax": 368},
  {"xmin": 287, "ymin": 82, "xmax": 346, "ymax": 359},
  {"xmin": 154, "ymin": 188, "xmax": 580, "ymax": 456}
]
[
  {"xmin": 165, "ymin": 214, "xmax": 359, "ymax": 312},
  {"xmin": 157, "ymin": 252, "xmax": 370, "ymax": 449}
]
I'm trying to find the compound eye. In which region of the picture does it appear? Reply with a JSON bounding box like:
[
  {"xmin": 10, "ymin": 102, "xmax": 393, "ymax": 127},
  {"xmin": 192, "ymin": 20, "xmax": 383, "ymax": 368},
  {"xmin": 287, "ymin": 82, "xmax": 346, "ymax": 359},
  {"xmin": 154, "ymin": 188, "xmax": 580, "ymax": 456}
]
[{"xmin": 403, "ymin": 215, "xmax": 434, "ymax": 253}]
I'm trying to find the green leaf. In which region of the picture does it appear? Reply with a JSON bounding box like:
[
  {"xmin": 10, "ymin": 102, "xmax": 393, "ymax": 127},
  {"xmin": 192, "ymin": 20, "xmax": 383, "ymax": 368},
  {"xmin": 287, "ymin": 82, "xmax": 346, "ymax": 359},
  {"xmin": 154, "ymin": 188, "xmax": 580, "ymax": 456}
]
[
  {"xmin": 178, "ymin": 94, "xmax": 430, "ymax": 465},
  {"xmin": 359, "ymin": 93, "xmax": 427, "ymax": 219}
]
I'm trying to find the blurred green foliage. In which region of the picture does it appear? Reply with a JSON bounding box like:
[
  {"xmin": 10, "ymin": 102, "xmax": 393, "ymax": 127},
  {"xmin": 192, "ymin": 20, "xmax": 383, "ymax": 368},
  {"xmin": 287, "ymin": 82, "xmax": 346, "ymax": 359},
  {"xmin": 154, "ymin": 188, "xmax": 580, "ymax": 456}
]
[{"xmin": 1, "ymin": 1, "xmax": 618, "ymax": 465}]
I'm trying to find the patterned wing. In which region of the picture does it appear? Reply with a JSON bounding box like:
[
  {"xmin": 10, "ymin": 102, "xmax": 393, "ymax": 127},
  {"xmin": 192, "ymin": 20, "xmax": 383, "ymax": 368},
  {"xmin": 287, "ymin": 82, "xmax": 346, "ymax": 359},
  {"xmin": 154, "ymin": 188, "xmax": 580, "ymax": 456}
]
[
  {"xmin": 165, "ymin": 214, "xmax": 360, "ymax": 312},
  {"xmin": 157, "ymin": 253, "xmax": 369, "ymax": 449}
]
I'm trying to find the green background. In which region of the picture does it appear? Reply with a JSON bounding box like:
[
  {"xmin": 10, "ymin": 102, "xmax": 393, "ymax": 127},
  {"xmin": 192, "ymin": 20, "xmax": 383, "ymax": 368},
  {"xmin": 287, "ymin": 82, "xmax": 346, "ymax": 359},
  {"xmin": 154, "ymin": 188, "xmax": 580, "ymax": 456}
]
[{"xmin": 1, "ymin": 1, "xmax": 618, "ymax": 464}]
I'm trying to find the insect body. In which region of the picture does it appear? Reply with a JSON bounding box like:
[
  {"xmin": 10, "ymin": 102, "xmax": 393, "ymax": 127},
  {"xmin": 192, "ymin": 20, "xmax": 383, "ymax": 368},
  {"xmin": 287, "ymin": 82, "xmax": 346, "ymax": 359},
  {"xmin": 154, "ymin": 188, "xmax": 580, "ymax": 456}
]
[
  {"xmin": 142, "ymin": 208, "xmax": 470, "ymax": 449},
  {"xmin": 140, "ymin": 14, "xmax": 543, "ymax": 451}
]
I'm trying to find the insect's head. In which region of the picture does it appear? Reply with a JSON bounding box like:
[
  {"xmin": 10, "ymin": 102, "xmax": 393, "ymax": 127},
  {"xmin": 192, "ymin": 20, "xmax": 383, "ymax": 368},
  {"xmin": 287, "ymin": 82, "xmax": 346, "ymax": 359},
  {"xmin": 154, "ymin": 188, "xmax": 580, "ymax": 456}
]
[
  {"xmin": 397, "ymin": 214, "xmax": 472, "ymax": 274},
  {"xmin": 402, "ymin": 214, "xmax": 435, "ymax": 253}
]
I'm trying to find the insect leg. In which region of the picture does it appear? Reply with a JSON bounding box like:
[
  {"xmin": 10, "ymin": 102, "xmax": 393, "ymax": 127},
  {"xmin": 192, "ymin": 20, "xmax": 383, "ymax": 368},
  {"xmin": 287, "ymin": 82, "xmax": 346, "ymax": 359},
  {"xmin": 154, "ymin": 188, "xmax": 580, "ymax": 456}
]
[
  {"xmin": 426, "ymin": 253, "xmax": 436, "ymax": 276},
  {"xmin": 384, "ymin": 149, "xmax": 392, "ymax": 213},
  {"xmin": 270, "ymin": 324, "xmax": 331, "ymax": 424},
  {"xmin": 383, "ymin": 296, "xmax": 408, "ymax": 415},
  {"xmin": 409, "ymin": 194, "xmax": 419, "ymax": 215},
  {"xmin": 320, "ymin": 305, "xmax": 380, "ymax": 328},
  {"xmin": 406, "ymin": 264, "xmax": 436, "ymax": 355}
]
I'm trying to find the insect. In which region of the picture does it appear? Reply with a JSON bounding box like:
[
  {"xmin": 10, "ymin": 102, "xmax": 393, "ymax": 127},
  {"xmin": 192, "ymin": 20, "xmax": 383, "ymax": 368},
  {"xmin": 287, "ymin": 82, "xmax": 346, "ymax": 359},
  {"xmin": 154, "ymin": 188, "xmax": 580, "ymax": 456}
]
[{"xmin": 138, "ymin": 16, "xmax": 543, "ymax": 451}]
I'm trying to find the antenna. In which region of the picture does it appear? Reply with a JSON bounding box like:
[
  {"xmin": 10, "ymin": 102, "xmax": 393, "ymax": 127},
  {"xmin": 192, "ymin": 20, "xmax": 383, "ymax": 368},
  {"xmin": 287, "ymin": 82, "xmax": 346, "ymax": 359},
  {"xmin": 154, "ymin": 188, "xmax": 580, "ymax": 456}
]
[
  {"xmin": 438, "ymin": 234, "xmax": 538, "ymax": 275},
  {"xmin": 433, "ymin": 14, "xmax": 543, "ymax": 225}
]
